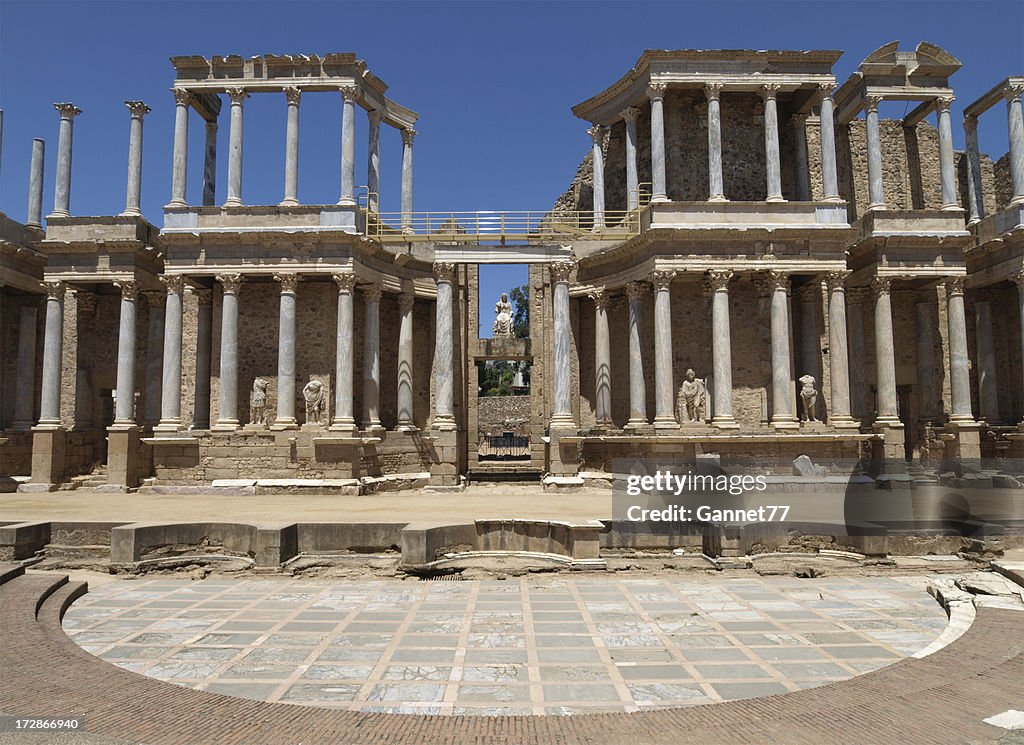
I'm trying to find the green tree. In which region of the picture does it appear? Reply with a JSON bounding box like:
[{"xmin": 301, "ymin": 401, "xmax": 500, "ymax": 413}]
[{"xmin": 509, "ymin": 284, "xmax": 529, "ymax": 338}]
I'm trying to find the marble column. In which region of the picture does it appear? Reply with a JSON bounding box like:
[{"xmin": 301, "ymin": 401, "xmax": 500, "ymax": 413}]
[
  {"xmin": 1015, "ymin": 272, "xmax": 1024, "ymax": 424},
  {"xmin": 864, "ymin": 96, "xmax": 885, "ymax": 210},
  {"xmin": 50, "ymin": 103, "xmax": 80, "ymax": 218},
  {"xmin": 589, "ymin": 125, "xmax": 606, "ymax": 229},
  {"xmin": 113, "ymin": 281, "xmax": 139, "ymax": 426},
  {"xmin": 846, "ymin": 289, "xmax": 868, "ymax": 420},
  {"xmin": 709, "ymin": 270, "xmax": 738, "ymax": 428},
  {"xmin": 767, "ymin": 271, "xmax": 797, "ymax": 428},
  {"xmin": 625, "ymin": 281, "xmax": 648, "ymax": 428},
  {"xmin": 762, "ymin": 84, "xmax": 785, "ymax": 202},
  {"xmin": 945, "ymin": 278, "xmax": 974, "ymax": 423},
  {"xmin": 338, "ymin": 86, "xmax": 357, "ymax": 206},
  {"xmin": 825, "ymin": 271, "xmax": 856, "ymax": 427},
  {"xmin": 818, "ymin": 83, "xmax": 842, "ymax": 202},
  {"xmin": 12, "ymin": 306, "xmax": 37, "ymax": 429},
  {"xmin": 651, "ymin": 270, "xmax": 676, "ymax": 428},
  {"xmin": 38, "ymin": 282, "xmax": 64, "ymax": 427},
  {"xmin": 281, "ymin": 87, "xmax": 301, "ymax": 206},
  {"xmin": 330, "ymin": 272, "xmax": 357, "ymax": 433},
  {"xmin": 550, "ymin": 261, "xmax": 575, "ymax": 427},
  {"xmin": 622, "ymin": 107, "xmax": 640, "ymax": 210},
  {"xmin": 214, "ymin": 274, "xmax": 243, "ymax": 429},
  {"xmin": 157, "ymin": 276, "xmax": 185, "ymax": 431},
  {"xmin": 648, "ymin": 83, "xmax": 668, "ymax": 202},
  {"xmin": 224, "ymin": 88, "xmax": 246, "ymax": 207},
  {"xmin": 202, "ymin": 119, "xmax": 217, "ymax": 207},
  {"xmin": 936, "ymin": 96, "xmax": 959, "ymax": 211},
  {"xmin": 915, "ymin": 300, "xmax": 939, "ymax": 423},
  {"xmin": 705, "ymin": 83, "xmax": 726, "ymax": 202},
  {"xmin": 397, "ymin": 292, "xmax": 416, "ymax": 430},
  {"xmin": 964, "ymin": 115, "xmax": 985, "ymax": 224},
  {"xmin": 1006, "ymin": 84, "xmax": 1024, "ymax": 205},
  {"xmin": 169, "ymin": 90, "xmax": 191, "ymax": 208},
  {"xmin": 274, "ymin": 274, "xmax": 299, "ymax": 428},
  {"xmin": 142, "ymin": 290, "xmax": 164, "ymax": 427},
  {"xmin": 871, "ymin": 277, "xmax": 900, "ymax": 425},
  {"xmin": 590, "ymin": 290, "xmax": 612, "ymax": 427},
  {"xmin": 792, "ymin": 114, "xmax": 810, "ymax": 201},
  {"xmin": 192, "ymin": 288, "xmax": 213, "ymax": 429},
  {"xmin": 121, "ymin": 101, "xmax": 150, "ymax": 217},
  {"xmin": 26, "ymin": 138, "xmax": 44, "ymax": 229},
  {"xmin": 362, "ymin": 284, "xmax": 382, "ymax": 431},
  {"xmin": 401, "ymin": 128, "xmax": 415, "ymax": 232},
  {"xmin": 366, "ymin": 109, "xmax": 382, "ymax": 212},
  {"xmin": 432, "ymin": 263, "xmax": 456, "ymax": 429},
  {"xmin": 975, "ymin": 300, "xmax": 1000, "ymax": 423}
]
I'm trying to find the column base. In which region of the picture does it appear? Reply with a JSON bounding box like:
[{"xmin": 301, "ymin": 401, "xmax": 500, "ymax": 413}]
[
  {"xmin": 1008, "ymin": 195, "xmax": 1024, "ymax": 207},
  {"xmin": 653, "ymin": 417, "xmax": 679, "ymax": 430},
  {"xmin": 948, "ymin": 414, "xmax": 976, "ymax": 425},
  {"xmin": 271, "ymin": 419, "xmax": 299, "ymax": 431},
  {"xmin": 822, "ymin": 195, "xmax": 844, "ymax": 204},
  {"xmin": 337, "ymin": 197, "xmax": 356, "ymax": 207},
  {"xmin": 397, "ymin": 423, "xmax": 419, "ymax": 433},
  {"xmin": 868, "ymin": 203, "xmax": 886, "ymax": 211},
  {"xmin": 873, "ymin": 416, "xmax": 903, "ymax": 428},
  {"xmin": 119, "ymin": 208, "xmax": 142, "ymax": 217},
  {"xmin": 46, "ymin": 210, "xmax": 70, "ymax": 219},
  {"xmin": 212, "ymin": 419, "xmax": 240, "ymax": 432},
  {"xmin": 712, "ymin": 416, "xmax": 741, "ymax": 430},
  {"xmin": 650, "ymin": 195, "xmax": 669, "ymax": 204},
  {"xmin": 766, "ymin": 195, "xmax": 787, "ymax": 203},
  {"xmin": 941, "ymin": 203, "xmax": 962, "ymax": 211},
  {"xmin": 279, "ymin": 198, "xmax": 299, "ymax": 207},
  {"xmin": 223, "ymin": 198, "xmax": 243, "ymax": 208},
  {"xmin": 154, "ymin": 419, "xmax": 183, "ymax": 434},
  {"xmin": 550, "ymin": 413, "xmax": 577, "ymax": 429},
  {"xmin": 770, "ymin": 417, "xmax": 800, "ymax": 431},
  {"xmin": 164, "ymin": 199, "xmax": 188, "ymax": 209},
  {"xmin": 329, "ymin": 419, "xmax": 358, "ymax": 434},
  {"xmin": 431, "ymin": 416, "xmax": 457, "ymax": 432},
  {"xmin": 708, "ymin": 194, "xmax": 728, "ymax": 203},
  {"xmin": 624, "ymin": 418, "xmax": 652, "ymax": 431},
  {"xmin": 594, "ymin": 418, "xmax": 614, "ymax": 429},
  {"xmin": 829, "ymin": 415, "xmax": 860, "ymax": 430}
]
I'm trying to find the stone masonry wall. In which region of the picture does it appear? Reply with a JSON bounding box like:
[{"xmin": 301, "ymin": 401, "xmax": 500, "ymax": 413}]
[{"xmin": 476, "ymin": 395, "xmax": 531, "ymax": 436}]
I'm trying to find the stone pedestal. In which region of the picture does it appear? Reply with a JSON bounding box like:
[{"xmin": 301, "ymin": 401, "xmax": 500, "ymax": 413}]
[
  {"xmin": 25, "ymin": 428, "xmax": 65, "ymax": 491},
  {"xmin": 944, "ymin": 421, "xmax": 982, "ymax": 463},
  {"xmin": 547, "ymin": 426, "xmax": 580, "ymax": 476},
  {"xmin": 106, "ymin": 425, "xmax": 141, "ymax": 489},
  {"xmin": 428, "ymin": 428, "xmax": 459, "ymax": 486}
]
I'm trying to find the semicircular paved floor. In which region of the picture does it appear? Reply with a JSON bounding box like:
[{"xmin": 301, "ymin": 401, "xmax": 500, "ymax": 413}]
[{"xmin": 63, "ymin": 574, "xmax": 949, "ymax": 715}]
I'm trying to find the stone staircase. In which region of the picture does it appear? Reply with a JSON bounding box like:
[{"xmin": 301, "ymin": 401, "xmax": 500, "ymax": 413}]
[{"xmin": 70, "ymin": 465, "xmax": 108, "ymax": 489}]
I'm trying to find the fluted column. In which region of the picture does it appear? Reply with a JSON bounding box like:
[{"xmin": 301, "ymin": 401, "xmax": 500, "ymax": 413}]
[
  {"xmin": 50, "ymin": 103, "xmax": 80, "ymax": 218},
  {"xmin": 401, "ymin": 128, "xmax": 415, "ymax": 232},
  {"xmin": 192, "ymin": 288, "xmax": 213, "ymax": 429},
  {"xmin": 362, "ymin": 284, "xmax": 382, "ymax": 431},
  {"xmin": 591, "ymin": 290, "xmax": 612, "ymax": 427},
  {"xmin": 169, "ymin": 90, "xmax": 191, "ymax": 207},
  {"xmin": 331, "ymin": 272, "xmax": 357, "ymax": 433},
  {"xmin": 214, "ymin": 274, "xmax": 243, "ymax": 430},
  {"xmin": 1006, "ymin": 84, "xmax": 1024, "ymax": 205},
  {"xmin": 12, "ymin": 306, "xmax": 38, "ymax": 429},
  {"xmin": 975, "ymin": 300, "xmax": 1000, "ymax": 423},
  {"xmin": 622, "ymin": 107, "xmax": 640, "ymax": 210},
  {"xmin": 113, "ymin": 281, "xmax": 138, "ymax": 426},
  {"xmin": 625, "ymin": 281, "xmax": 648, "ymax": 428},
  {"xmin": 708, "ymin": 270, "xmax": 737, "ymax": 428},
  {"xmin": 397, "ymin": 292, "xmax": 416, "ymax": 430},
  {"xmin": 792, "ymin": 114, "xmax": 810, "ymax": 201},
  {"xmin": 281, "ymin": 87, "xmax": 301, "ymax": 206},
  {"xmin": 648, "ymin": 83, "xmax": 668, "ymax": 203},
  {"xmin": 550, "ymin": 261, "xmax": 575, "ymax": 428},
  {"xmin": 766, "ymin": 271, "xmax": 797, "ymax": 428},
  {"xmin": 366, "ymin": 109, "xmax": 382, "ymax": 212},
  {"xmin": 202, "ymin": 119, "xmax": 217, "ymax": 207},
  {"xmin": 936, "ymin": 96, "xmax": 959, "ymax": 211},
  {"xmin": 274, "ymin": 274, "xmax": 299, "ymax": 429},
  {"xmin": 121, "ymin": 101, "xmax": 150, "ymax": 217},
  {"xmin": 589, "ymin": 125, "xmax": 606, "ymax": 229},
  {"xmin": 871, "ymin": 277, "xmax": 899, "ymax": 425},
  {"xmin": 846, "ymin": 288, "xmax": 869, "ymax": 420},
  {"xmin": 224, "ymin": 87, "xmax": 246, "ymax": 207},
  {"xmin": 156, "ymin": 276, "xmax": 185, "ymax": 431},
  {"xmin": 818, "ymin": 83, "xmax": 841, "ymax": 202},
  {"xmin": 705, "ymin": 83, "xmax": 726, "ymax": 202},
  {"xmin": 762, "ymin": 84, "xmax": 784, "ymax": 202},
  {"xmin": 964, "ymin": 115, "xmax": 984, "ymax": 224},
  {"xmin": 38, "ymin": 282, "xmax": 64, "ymax": 427},
  {"xmin": 432, "ymin": 263, "xmax": 456, "ymax": 430},
  {"xmin": 1015, "ymin": 272, "xmax": 1024, "ymax": 425},
  {"xmin": 338, "ymin": 85, "xmax": 357, "ymax": 206},
  {"xmin": 825, "ymin": 271, "xmax": 856, "ymax": 427},
  {"xmin": 142, "ymin": 290, "xmax": 165, "ymax": 426},
  {"xmin": 651, "ymin": 270, "xmax": 676, "ymax": 428},
  {"xmin": 26, "ymin": 138, "xmax": 44, "ymax": 229},
  {"xmin": 865, "ymin": 96, "xmax": 885, "ymax": 210},
  {"xmin": 945, "ymin": 277, "xmax": 974, "ymax": 422}
]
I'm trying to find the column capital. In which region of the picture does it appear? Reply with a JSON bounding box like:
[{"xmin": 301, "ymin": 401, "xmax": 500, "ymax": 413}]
[
  {"xmin": 362, "ymin": 283, "xmax": 382, "ymax": 304},
  {"xmin": 367, "ymin": 108, "xmax": 384, "ymax": 126},
  {"xmin": 141, "ymin": 289, "xmax": 165, "ymax": 308},
  {"xmin": 549, "ymin": 260, "xmax": 576, "ymax": 284},
  {"xmin": 587, "ymin": 124, "xmax": 606, "ymax": 144},
  {"xmin": 647, "ymin": 82, "xmax": 667, "ymax": 100},
  {"xmin": 283, "ymin": 85, "xmax": 302, "ymax": 105},
  {"xmin": 54, "ymin": 102, "xmax": 82, "ymax": 119},
  {"xmin": 945, "ymin": 276, "xmax": 966, "ymax": 297},
  {"xmin": 274, "ymin": 273, "xmax": 300, "ymax": 295},
  {"xmin": 625, "ymin": 280, "xmax": 649, "ymax": 300},
  {"xmin": 332, "ymin": 271, "xmax": 358, "ymax": 293},
  {"xmin": 760, "ymin": 83, "xmax": 781, "ymax": 101},
  {"xmin": 43, "ymin": 280, "xmax": 65, "ymax": 299},
  {"xmin": 339, "ymin": 85, "xmax": 359, "ymax": 103},
  {"xmin": 707, "ymin": 269, "xmax": 734, "ymax": 291},
  {"xmin": 817, "ymin": 82, "xmax": 836, "ymax": 101},
  {"xmin": 704, "ymin": 82, "xmax": 723, "ymax": 101},
  {"xmin": 125, "ymin": 100, "xmax": 151, "ymax": 118},
  {"xmin": 401, "ymin": 127, "xmax": 417, "ymax": 145},
  {"xmin": 160, "ymin": 275, "xmax": 186, "ymax": 295},
  {"xmin": 226, "ymin": 87, "xmax": 248, "ymax": 104},
  {"xmin": 589, "ymin": 288, "xmax": 610, "ymax": 310},
  {"xmin": 870, "ymin": 276, "xmax": 893, "ymax": 297},
  {"xmin": 763, "ymin": 269, "xmax": 790, "ymax": 293},
  {"xmin": 935, "ymin": 96, "xmax": 954, "ymax": 113},
  {"xmin": 1003, "ymin": 84, "xmax": 1024, "ymax": 103},
  {"xmin": 620, "ymin": 106, "xmax": 640, "ymax": 123},
  {"xmin": 863, "ymin": 95, "xmax": 882, "ymax": 114},
  {"xmin": 398, "ymin": 291, "xmax": 416, "ymax": 311},
  {"xmin": 648, "ymin": 270, "xmax": 676, "ymax": 290},
  {"xmin": 172, "ymin": 89, "xmax": 193, "ymax": 106},
  {"xmin": 963, "ymin": 112, "xmax": 979, "ymax": 128},
  {"xmin": 433, "ymin": 262, "xmax": 457, "ymax": 284},
  {"xmin": 216, "ymin": 273, "xmax": 243, "ymax": 294},
  {"xmin": 824, "ymin": 270, "xmax": 851, "ymax": 292},
  {"xmin": 113, "ymin": 280, "xmax": 138, "ymax": 301}
]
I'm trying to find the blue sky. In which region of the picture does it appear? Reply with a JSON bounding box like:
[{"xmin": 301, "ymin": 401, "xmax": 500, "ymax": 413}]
[{"xmin": 1, "ymin": 0, "xmax": 1021, "ymax": 337}]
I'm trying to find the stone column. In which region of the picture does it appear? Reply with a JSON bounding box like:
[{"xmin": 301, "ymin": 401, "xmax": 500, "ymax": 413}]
[
  {"xmin": 651, "ymin": 270, "xmax": 676, "ymax": 428},
  {"xmin": 648, "ymin": 83, "xmax": 668, "ymax": 203},
  {"xmin": 589, "ymin": 125, "xmax": 606, "ymax": 229},
  {"xmin": 936, "ymin": 96, "xmax": 959, "ymax": 211},
  {"xmin": 397, "ymin": 292, "xmax": 416, "ymax": 430},
  {"xmin": 157, "ymin": 276, "xmax": 185, "ymax": 432},
  {"xmin": 224, "ymin": 88, "xmax": 246, "ymax": 207},
  {"xmin": 338, "ymin": 85, "xmax": 357, "ymax": 206},
  {"xmin": 432, "ymin": 263, "xmax": 456, "ymax": 430},
  {"xmin": 975, "ymin": 300, "xmax": 1000, "ymax": 423},
  {"xmin": 590, "ymin": 290, "xmax": 612, "ymax": 427},
  {"xmin": 708, "ymin": 270, "xmax": 738, "ymax": 428},
  {"xmin": 915, "ymin": 300, "xmax": 939, "ymax": 423},
  {"xmin": 825, "ymin": 271, "xmax": 856, "ymax": 427},
  {"xmin": 818, "ymin": 83, "xmax": 841, "ymax": 202},
  {"xmin": 38, "ymin": 282, "xmax": 64, "ymax": 427},
  {"xmin": 12, "ymin": 306, "xmax": 38, "ymax": 429},
  {"xmin": 112, "ymin": 281, "xmax": 139, "ymax": 425},
  {"xmin": 964, "ymin": 115, "xmax": 985, "ymax": 224},
  {"xmin": 330, "ymin": 272, "xmax": 358, "ymax": 433},
  {"xmin": 767, "ymin": 271, "xmax": 798, "ymax": 428},
  {"xmin": 792, "ymin": 114, "xmax": 810, "ymax": 201},
  {"xmin": 274, "ymin": 274, "xmax": 299, "ymax": 428},
  {"xmin": 550, "ymin": 261, "xmax": 575, "ymax": 428},
  {"xmin": 846, "ymin": 288, "xmax": 869, "ymax": 420},
  {"xmin": 1005, "ymin": 84, "xmax": 1024, "ymax": 205},
  {"xmin": 762, "ymin": 84, "xmax": 785, "ymax": 202},
  {"xmin": 121, "ymin": 101, "xmax": 150, "ymax": 217},
  {"xmin": 871, "ymin": 277, "xmax": 900, "ymax": 425},
  {"xmin": 864, "ymin": 96, "xmax": 885, "ymax": 210},
  {"xmin": 142, "ymin": 290, "xmax": 164, "ymax": 427},
  {"xmin": 214, "ymin": 274, "xmax": 242, "ymax": 430},
  {"xmin": 362, "ymin": 284, "xmax": 382, "ymax": 431},
  {"xmin": 1015, "ymin": 272, "xmax": 1024, "ymax": 425},
  {"xmin": 281, "ymin": 86, "xmax": 301, "ymax": 206},
  {"xmin": 945, "ymin": 277, "xmax": 974, "ymax": 423},
  {"xmin": 50, "ymin": 103, "xmax": 80, "ymax": 218},
  {"xmin": 705, "ymin": 83, "xmax": 726, "ymax": 202},
  {"xmin": 622, "ymin": 107, "xmax": 640, "ymax": 210},
  {"xmin": 625, "ymin": 281, "xmax": 648, "ymax": 428},
  {"xmin": 366, "ymin": 109, "xmax": 382, "ymax": 212},
  {"xmin": 169, "ymin": 89, "xmax": 191, "ymax": 207},
  {"xmin": 26, "ymin": 138, "xmax": 44, "ymax": 229},
  {"xmin": 192, "ymin": 288, "xmax": 213, "ymax": 429},
  {"xmin": 202, "ymin": 119, "xmax": 217, "ymax": 207},
  {"xmin": 401, "ymin": 128, "xmax": 415, "ymax": 231}
]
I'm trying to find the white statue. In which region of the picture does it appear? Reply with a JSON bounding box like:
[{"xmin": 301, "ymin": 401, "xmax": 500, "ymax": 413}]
[
  {"xmin": 249, "ymin": 378, "xmax": 269, "ymax": 425},
  {"xmin": 799, "ymin": 374, "xmax": 818, "ymax": 422},
  {"xmin": 680, "ymin": 369, "xmax": 707, "ymax": 422},
  {"xmin": 303, "ymin": 378, "xmax": 325, "ymax": 425},
  {"xmin": 493, "ymin": 292, "xmax": 514, "ymax": 337}
]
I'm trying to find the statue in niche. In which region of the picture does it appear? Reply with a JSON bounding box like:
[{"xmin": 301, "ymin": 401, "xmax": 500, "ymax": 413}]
[
  {"xmin": 493, "ymin": 292, "xmax": 514, "ymax": 337},
  {"xmin": 680, "ymin": 369, "xmax": 707, "ymax": 422},
  {"xmin": 799, "ymin": 375, "xmax": 818, "ymax": 422},
  {"xmin": 303, "ymin": 378, "xmax": 326, "ymax": 425},
  {"xmin": 249, "ymin": 378, "xmax": 269, "ymax": 426}
]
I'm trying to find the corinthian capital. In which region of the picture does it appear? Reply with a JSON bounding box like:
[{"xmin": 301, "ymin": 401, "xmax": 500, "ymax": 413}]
[
  {"xmin": 216, "ymin": 273, "xmax": 244, "ymax": 294},
  {"xmin": 935, "ymin": 96, "xmax": 954, "ymax": 112},
  {"xmin": 870, "ymin": 276, "xmax": 892, "ymax": 296},
  {"xmin": 274, "ymin": 273, "xmax": 300, "ymax": 294},
  {"xmin": 173, "ymin": 89, "xmax": 193, "ymax": 106},
  {"xmin": 625, "ymin": 280, "xmax": 648, "ymax": 300},
  {"xmin": 945, "ymin": 276, "xmax": 965, "ymax": 297},
  {"xmin": 43, "ymin": 280, "xmax": 65, "ymax": 299},
  {"xmin": 648, "ymin": 270, "xmax": 676, "ymax": 290},
  {"xmin": 763, "ymin": 270, "xmax": 790, "ymax": 293},
  {"xmin": 761, "ymin": 83, "xmax": 781, "ymax": 101},
  {"xmin": 817, "ymin": 82, "xmax": 836, "ymax": 101},
  {"xmin": 333, "ymin": 272, "xmax": 358, "ymax": 293},
  {"xmin": 433, "ymin": 262, "xmax": 457, "ymax": 284},
  {"xmin": 339, "ymin": 85, "xmax": 359, "ymax": 103},
  {"xmin": 824, "ymin": 270, "xmax": 851, "ymax": 293},
  {"xmin": 226, "ymin": 87, "xmax": 248, "ymax": 104},
  {"xmin": 125, "ymin": 100, "xmax": 151, "ymax": 117},
  {"xmin": 284, "ymin": 86, "xmax": 302, "ymax": 105},
  {"xmin": 1003, "ymin": 84, "xmax": 1024, "ymax": 103},
  {"xmin": 160, "ymin": 275, "xmax": 186, "ymax": 295},
  {"xmin": 704, "ymin": 82, "xmax": 723, "ymax": 101},
  {"xmin": 550, "ymin": 260, "xmax": 575, "ymax": 284},
  {"xmin": 620, "ymin": 106, "xmax": 640, "ymax": 124},
  {"xmin": 707, "ymin": 269, "xmax": 734, "ymax": 291},
  {"xmin": 587, "ymin": 124, "xmax": 606, "ymax": 144},
  {"xmin": 589, "ymin": 289, "xmax": 610, "ymax": 310},
  {"xmin": 647, "ymin": 82, "xmax": 667, "ymax": 100},
  {"xmin": 401, "ymin": 128, "xmax": 417, "ymax": 146},
  {"xmin": 362, "ymin": 283, "xmax": 382, "ymax": 304},
  {"xmin": 863, "ymin": 95, "xmax": 882, "ymax": 114},
  {"xmin": 113, "ymin": 280, "xmax": 139, "ymax": 301},
  {"xmin": 54, "ymin": 102, "xmax": 81, "ymax": 118}
]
